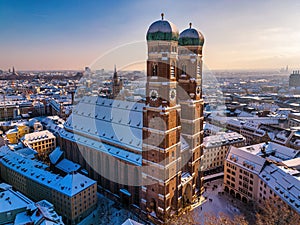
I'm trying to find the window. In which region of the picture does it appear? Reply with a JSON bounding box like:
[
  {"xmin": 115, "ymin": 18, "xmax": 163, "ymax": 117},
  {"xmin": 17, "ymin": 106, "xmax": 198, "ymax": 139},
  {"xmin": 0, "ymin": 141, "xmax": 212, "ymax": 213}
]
[
  {"xmin": 170, "ymin": 62, "xmax": 175, "ymax": 78},
  {"xmin": 182, "ymin": 64, "xmax": 186, "ymax": 74},
  {"xmin": 197, "ymin": 63, "xmax": 201, "ymax": 78},
  {"xmin": 152, "ymin": 64, "xmax": 158, "ymax": 76}
]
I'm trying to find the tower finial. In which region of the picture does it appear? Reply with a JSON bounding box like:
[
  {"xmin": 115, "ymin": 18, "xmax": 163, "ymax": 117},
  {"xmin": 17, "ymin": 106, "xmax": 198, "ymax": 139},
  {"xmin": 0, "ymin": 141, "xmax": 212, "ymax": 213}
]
[
  {"xmin": 161, "ymin": 13, "xmax": 164, "ymax": 20},
  {"xmin": 189, "ymin": 22, "xmax": 192, "ymax": 29}
]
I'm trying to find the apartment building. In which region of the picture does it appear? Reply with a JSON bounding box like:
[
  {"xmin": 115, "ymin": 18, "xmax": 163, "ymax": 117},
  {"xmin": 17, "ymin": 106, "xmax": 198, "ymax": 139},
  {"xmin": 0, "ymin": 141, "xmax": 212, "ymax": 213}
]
[
  {"xmin": 23, "ymin": 130, "xmax": 56, "ymax": 158},
  {"xmin": 0, "ymin": 183, "xmax": 34, "ymax": 224},
  {"xmin": 288, "ymin": 112, "xmax": 300, "ymax": 127},
  {"xmin": 0, "ymin": 183, "xmax": 64, "ymax": 225},
  {"xmin": 202, "ymin": 132, "xmax": 245, "ymax": 175},
  {"xmin": 0, "ymin": 146, "xmax": 97, "ymax": 225},
  {"xmin": 224, "ymin": 144, "xmax": 300, "ymax": 214},
  {"xmin": 240, "ymin": 122, "xmax": 270, "ymax": 145},
  {"xmin": 5, "ymin": 125, "xmax": 29, "ymax": 144}
]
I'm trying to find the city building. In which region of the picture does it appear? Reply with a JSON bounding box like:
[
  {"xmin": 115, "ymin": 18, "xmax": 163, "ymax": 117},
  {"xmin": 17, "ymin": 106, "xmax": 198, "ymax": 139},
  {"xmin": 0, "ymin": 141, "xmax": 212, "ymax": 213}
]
[
  {"xmin": 5, "ymin": 124, "xmax": 29, "ymax": 144},
  {"xmin": 224, "ymin": 144, "xmax": 300, "ymax": 214},
  {"xmin": 14, "ymin": 200, "xmax": 64, "ymax": 225},
  {"xmin": 0, "ymin": 183, "xmax": 34, "ymax": 225},
  {"xmin": 22, "ymin": 130, "xmax": 56, "ymax": 159},
  {"xmin": 59, "ymin": 14, "xmax": 205, "ymax": 223},
  {"xmin": 0, "ymin": 146, "xmax": 97, "ymax": 224},
  {"xmin": 0, "ymin": 183, "xmax": 64, "ymax": 225},
  {"xmin": 273, "ymin": 129, "xmax": 300, "ymax": 150},
  {"xmin": 288, "ymin": 112, "xmax": 300, "ymax": 127},
  {"xmin": 202, "ymin": 132, "xmax": 245, "ymax": 175},
  {"xmin": 240, "ymin": 121, "xmax": 270, "ymax": 145},
  {"xmin": 289, "ymin": 70, "xmax": 300, "ymax": 88}
]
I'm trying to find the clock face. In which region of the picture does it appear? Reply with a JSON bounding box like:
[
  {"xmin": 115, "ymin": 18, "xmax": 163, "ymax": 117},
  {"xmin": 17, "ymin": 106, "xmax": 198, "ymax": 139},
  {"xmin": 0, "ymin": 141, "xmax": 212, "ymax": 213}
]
[
  {"xmin": 169, "ymin": 89, "xmax": 176, "ymax": 101},
  {"xmin": 196, "ymin": 86, "xmax": 201, "ymax": 96},
  {"xmin": 149, "ymin": 89, "xmax": 159, "ymax": 102}
]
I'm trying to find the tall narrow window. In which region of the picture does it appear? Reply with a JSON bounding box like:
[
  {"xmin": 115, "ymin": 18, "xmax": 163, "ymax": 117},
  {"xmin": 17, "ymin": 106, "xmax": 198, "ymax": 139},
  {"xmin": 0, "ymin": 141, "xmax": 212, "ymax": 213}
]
[
  {"xmin": 197, "ymin": 63, "xmax": 201, "ymax": 78},
  {"xmin": 182, "ymin": 64, "xmax": 187, "ymax": 75},
  {"xmin": 152, "ymin": 64, "xmax": 158, "ymax": 76},
  {"xmin": 170, "ymin": 62, "xmax": 175, "ymax": 78}
]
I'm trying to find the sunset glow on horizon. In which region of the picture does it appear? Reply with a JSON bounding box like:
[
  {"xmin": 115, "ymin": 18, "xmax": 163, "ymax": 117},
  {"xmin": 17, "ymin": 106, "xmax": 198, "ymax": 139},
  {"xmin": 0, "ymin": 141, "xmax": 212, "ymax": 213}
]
[{"xmin": 1, "ymin": 0, "xmax": 300, "ymax": 71}]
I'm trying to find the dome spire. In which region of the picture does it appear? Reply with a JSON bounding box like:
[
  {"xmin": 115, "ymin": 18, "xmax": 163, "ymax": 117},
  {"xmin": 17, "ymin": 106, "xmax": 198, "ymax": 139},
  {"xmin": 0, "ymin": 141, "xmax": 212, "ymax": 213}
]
[
  {"xmin": 189, "ymin": 22, "xmax": 192, "ymax": 29},
  {"xmin": 161, "ymin": 13, "xmax": 164, "ymax": 20}
]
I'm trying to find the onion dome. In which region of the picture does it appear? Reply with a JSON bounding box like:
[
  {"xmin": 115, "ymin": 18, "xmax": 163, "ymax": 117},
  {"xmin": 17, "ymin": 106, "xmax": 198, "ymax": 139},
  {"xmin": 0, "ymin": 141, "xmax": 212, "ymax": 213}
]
[
  {"xmin": 146, "ymin": 13, "xmax": 179, "ymax": 41},
  {"xmin": 179, "ymin": 23, "xmax": 204, "ymax": 46}
]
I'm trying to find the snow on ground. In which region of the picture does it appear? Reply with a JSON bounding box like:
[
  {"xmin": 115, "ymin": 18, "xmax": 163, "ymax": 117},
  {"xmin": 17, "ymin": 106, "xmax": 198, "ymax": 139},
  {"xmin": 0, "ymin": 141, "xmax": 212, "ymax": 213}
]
[
  {"xmin": 79, "ymin": 179, "xmax": 246, "ymax": 225},
  {"xmin": 78, "ymin": 193, "xmax": 147, "ymax": 225},
  {"xmin": 191, "ymin": 178, "xmax": 245, "ymax": 224}
]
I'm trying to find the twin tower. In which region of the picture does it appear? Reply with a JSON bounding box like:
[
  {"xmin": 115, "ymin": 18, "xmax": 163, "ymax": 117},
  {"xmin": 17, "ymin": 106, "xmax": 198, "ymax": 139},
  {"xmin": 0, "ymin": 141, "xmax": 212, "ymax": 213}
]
[{"xmin": 141, "ymin": 14, "xmax": 205, "ymax": 222}]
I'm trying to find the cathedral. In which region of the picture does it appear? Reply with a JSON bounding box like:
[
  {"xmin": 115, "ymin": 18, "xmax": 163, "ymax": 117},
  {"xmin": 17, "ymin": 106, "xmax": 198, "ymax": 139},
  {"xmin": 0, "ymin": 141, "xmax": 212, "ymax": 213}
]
[{"xmin": 59, "ymin": 14, "xmax": 205, "ymax": 223}]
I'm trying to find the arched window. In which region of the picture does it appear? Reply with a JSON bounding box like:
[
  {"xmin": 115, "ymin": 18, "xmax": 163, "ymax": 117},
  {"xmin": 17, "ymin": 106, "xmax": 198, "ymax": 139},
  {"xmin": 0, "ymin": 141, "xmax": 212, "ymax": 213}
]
[
  {"xmin": 197, "ymin": 62, "xmax": 201, "ymax": 78},
  {"xmin": 170, "ymin": 62, "xmax": 176, "ymax": 78},
  {"xmin": 152, "ymin": 64, "xmax": 158, "ymax": 76},
  {"xmin": 182, "ymin": 64, "xmax": 187, "ymax": 75}
]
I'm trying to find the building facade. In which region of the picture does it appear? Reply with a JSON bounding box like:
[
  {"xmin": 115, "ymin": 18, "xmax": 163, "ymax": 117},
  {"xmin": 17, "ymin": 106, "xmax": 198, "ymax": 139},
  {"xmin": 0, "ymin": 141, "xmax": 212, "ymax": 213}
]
[
  {"xmin": 203, "ymin": 132, "xmax": 245, "ymax": 175},
  {"xmin": 5, "ymin": 125, "xmax": 29, "ymax": 144},
  {"xmin": 23, "ymin": 130, "xmax": 56, "ymax": 159},
  {"xmin": 224, "ymin": 145, "xmax": 300, "ymax": 214}
]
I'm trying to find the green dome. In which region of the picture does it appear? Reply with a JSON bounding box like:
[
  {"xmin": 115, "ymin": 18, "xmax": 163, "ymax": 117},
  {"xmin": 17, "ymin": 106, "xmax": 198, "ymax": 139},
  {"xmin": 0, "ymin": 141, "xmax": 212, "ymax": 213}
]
[
  {"xmin": 179, "ymin": 25, "xmax": 204, "ymax": 46},
  {"xmin": 146, "ymin": 16, "xmax": 179, "ymax": 41}
]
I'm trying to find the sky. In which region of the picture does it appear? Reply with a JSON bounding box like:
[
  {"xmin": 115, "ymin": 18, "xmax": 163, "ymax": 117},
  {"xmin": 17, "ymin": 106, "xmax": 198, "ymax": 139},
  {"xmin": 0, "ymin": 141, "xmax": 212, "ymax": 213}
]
[{"xmin": 0, "ymin": 0, "xmax": 300, "ymax": 71}]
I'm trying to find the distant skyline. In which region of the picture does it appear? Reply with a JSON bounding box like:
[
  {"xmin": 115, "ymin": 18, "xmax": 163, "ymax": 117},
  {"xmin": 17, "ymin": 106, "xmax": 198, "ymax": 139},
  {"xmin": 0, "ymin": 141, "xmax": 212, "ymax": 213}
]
[{"xmin": 1, "ymin": 0, "xmax": 300, "ymax": 71}]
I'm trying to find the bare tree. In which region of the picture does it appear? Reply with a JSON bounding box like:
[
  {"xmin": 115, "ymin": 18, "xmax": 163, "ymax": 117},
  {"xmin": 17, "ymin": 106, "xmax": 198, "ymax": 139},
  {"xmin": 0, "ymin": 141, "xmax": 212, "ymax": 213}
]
[
  {"xmin": 166, "ymin": 207, "xmax": 200, "ymax": 225},
  {"xmin": 204, "ymin": 212, "xmax": 248, "ymax": 225},
  {"xmin": 255, "ymin": 198, "xmax": 300, "ymax": 225}
]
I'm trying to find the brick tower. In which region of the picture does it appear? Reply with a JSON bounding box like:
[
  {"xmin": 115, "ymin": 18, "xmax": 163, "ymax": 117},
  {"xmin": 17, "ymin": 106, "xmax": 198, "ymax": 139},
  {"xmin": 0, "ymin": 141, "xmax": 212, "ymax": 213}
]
[
  {"xmin": 141, "ymin": 13, "xmax": 182, "ymax": 221},
  {"xmin": 141, "ymin": 16, "xmax": 205, "ymax": 223},
  {"xmin": 178, "ymin": 22, "xmax": 205, "ymax": 200}
]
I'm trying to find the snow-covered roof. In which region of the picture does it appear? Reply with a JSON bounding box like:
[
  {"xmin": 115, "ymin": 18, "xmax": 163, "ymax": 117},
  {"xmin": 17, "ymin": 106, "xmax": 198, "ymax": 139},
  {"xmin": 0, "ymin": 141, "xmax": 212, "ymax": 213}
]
[
  {"xmin": 65, "ymin": 96, "xmax": 143, "ymax": 152},
  {"xmin": 227, "ymin": 119, "xmax": 243, "ymax": 128},
  {"xmin": 240, "ymin": 143, "xmax": 263, "ymax": 155},
  {"xmin": 6, "ymin": 128, "xmax": 18, "ymax": 134},
  {"xmin": 16, "ymin": 147, "xmax": 37, "ymax": 159},
  {"xmin": 204, "ymin": 132, "xmax": 245, "ymax": 148},
  {"xmin": 227, "ymin": 146, "xmax": 266, "ymax": 174},
  {"xmin": 14, "ymin": 200, "xmax": 64, "ymax": 225},
  {"xmin": 0, "ymin": 185, "xmax": 34, "ymax": 214},
  {"xmin": 265, "ymin": 142, "xmax": 299, "ymax": 161},
  {"xmin": 121, "ymin": 218, "xmax": 143, "ymax": 225},
  {"xmin": 259, "ymin": 164, "xmax": 300, "ymax": 214},
  {"xmin": 0, "ymin": 147, "xmax": 96, "ymax": 197},
  {"xmin": 23, "ymin": 130, "xmax": 55, "ymax": 143},
  {"xmin": 55, "ymin": 159, "xmax": 80, "ymax": 174},
  {"xmin": 240, "ymin": 142, "xmax": 299, "ymax": 161},
  {"xmin": 203, "ymin": 122, "xmax": 225, "ymax": 132},
  {"xmin": 49, "ymin": 147, "xmax": 64, "ymax": 165},
  {"xmin": 282, "ymin": 158, "xmax": 300, "ymax": 170}
]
